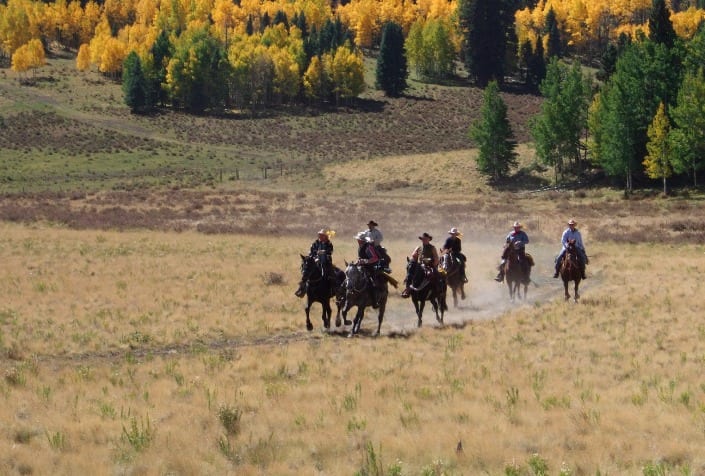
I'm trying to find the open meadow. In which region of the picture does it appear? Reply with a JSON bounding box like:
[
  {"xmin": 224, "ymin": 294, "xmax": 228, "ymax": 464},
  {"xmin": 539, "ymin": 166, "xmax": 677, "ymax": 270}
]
[{"xmin": 2, "ymin": 55, "xmax": 705, "ymax": 475}]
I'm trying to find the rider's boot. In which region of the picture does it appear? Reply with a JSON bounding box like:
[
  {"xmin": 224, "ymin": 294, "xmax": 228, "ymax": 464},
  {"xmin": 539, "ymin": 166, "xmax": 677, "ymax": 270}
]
[
  {"xmin": 553, "ymin": 263, "xmax": 560, "ymax": 278},
  {"xmin": 461, "ymin": 268, "xmax": 468, "ymax": 283},
  {"xmin": 401, "ymin": 287, "xmax": 410, "ymax": 298},
  {"xmin": 581, "ymin": 265, "xmax": 586, "ymax": 280},
  {"xmin": 494, "ymin": 268, "xmax": 504, "ymax": 282},
  {"xmin": 294, "ymin": 281, "xmax": 306, "ymax": 297}
]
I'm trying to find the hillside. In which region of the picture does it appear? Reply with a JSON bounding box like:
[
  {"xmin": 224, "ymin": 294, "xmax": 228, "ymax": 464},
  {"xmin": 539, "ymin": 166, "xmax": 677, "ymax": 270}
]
[{"xmin": 1, "ymin": 54, "xmax": 705, "ymax": 246}]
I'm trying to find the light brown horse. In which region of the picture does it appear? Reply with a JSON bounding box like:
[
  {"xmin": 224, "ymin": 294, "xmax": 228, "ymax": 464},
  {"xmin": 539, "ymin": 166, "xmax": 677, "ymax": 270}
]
[{"xmin": 560, "ymin": 239, "xmax": 582, "ymax": 302}]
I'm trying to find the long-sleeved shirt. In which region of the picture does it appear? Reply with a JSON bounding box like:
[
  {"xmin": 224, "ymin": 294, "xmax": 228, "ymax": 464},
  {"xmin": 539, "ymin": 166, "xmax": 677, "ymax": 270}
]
[
  {"xmin": 506, "ymin": 230, "xmax": 529, "ymax": 250},
  {"xmin": 365, "ymin": 228, "xmax": 383, "ymax": 245},
  {"xmin": 561, "ymin": 228, "xmax": 585, "ymax": 251}
]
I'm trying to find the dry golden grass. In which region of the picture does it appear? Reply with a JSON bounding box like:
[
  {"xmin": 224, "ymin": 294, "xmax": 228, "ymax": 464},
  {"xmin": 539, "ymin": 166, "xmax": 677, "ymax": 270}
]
[
  {"xmin": 4, "ymin": 52, "xmax": 705, "ymax": 476},
  {"xmin": 2, "ymin": 217, "xmax": 705, "ymax": 475}
]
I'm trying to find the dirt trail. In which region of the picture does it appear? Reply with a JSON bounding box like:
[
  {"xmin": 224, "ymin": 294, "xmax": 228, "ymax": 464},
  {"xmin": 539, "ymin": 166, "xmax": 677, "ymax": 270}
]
[{"xmin": 32, "ymin": 243, "xmax": 593, "ymax": 367}]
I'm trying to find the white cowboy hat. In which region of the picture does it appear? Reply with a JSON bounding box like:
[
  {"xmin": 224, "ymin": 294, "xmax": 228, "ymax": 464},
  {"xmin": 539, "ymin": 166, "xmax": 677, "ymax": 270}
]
[
  {"xmin": 568, "ymin": 219, "xmax": 577, "ymax": 226},
  {"xmin": 448, "ymin": 227, "xmax": 464, "ymax": 238},
  {"xmin": 513, "ymin": 221, "xmax": 522, "ymax": 228}
]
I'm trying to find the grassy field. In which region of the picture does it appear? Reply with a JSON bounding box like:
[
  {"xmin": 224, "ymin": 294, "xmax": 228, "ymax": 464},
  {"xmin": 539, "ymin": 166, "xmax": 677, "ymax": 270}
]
[{"xmin": 2, "ymin": 54, "xmax": 705, "ymax": 475}]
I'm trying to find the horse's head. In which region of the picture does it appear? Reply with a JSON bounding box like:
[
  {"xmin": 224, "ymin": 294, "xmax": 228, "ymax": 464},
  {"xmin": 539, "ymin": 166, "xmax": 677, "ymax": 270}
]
[
  {"xmin": 300, "ymin": 254, "xmax": 319, "ymax": 280},
  {"xmin": 566, "ymin": 239, "xmax": 577, "ymax": 254},
  {"xmin": 344, "ymin": 262, "xmax": 366, "ymax": 291},
  {"xmin": 406, "ymin": 258, "xmax": 429, "ymax": 287},
  {"xmin": 441, "ymin": 251, "xmax": 460, "ymax": 269}
]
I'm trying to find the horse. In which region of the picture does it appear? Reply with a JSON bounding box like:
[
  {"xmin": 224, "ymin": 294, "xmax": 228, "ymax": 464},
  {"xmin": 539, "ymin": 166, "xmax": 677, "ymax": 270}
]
[
  {"xmin": 404, "ymin": 258, "xmax": 447, "ymax": 327},
  {"xmin": 299, "ymin": 255, "xmax": 345, "ymax": 331},
  {"xmin": 560, "ymin": 239, "xmax": 582, "ymax": 302},
  {"xmin": 439, "ymin": 252, "xmax": 465, "ymax": 308},
  {"xmin": 503, "ymin": 242, "xmax": 531, "ymax": 301},
  {"xmin": 340, "ymin": 262, "xmax": 388, "ymax": 337}
]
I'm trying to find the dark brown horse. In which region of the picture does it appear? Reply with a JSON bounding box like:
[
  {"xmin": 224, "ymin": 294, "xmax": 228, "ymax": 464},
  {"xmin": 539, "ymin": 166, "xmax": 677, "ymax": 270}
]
[
  {"xmin": 439, "ymin": 252, "xmax": 465, "ymax": 308},
  {"xmin": 299, "ymin": 255, "xmax": 345, "ymax": 331},
  {"xmin": 503, "ymin": 242, "xmax": 531, "ymax": 300},
  {"xmin": 404, "ymin": 258, "xmax": 446, "ymax": 327},
  {"xmin": 560, "ymin": 239, "xmax": 582, "ymax": 302}
]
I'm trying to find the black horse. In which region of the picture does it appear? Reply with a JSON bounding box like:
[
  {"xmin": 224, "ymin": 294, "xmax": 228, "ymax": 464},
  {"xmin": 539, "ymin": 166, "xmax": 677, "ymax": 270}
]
[
  {"xmin": 299, "ymin": 255, "xmax": 345, "ymax": 331},
  {"xmin": 439, "ymin": 252, "xmax": 466, "ymax": 308},
  {"xmin": 503, "ymin": 242, "xmax": 531, "ymax": 301},
  {"xmin": 560, "ymin": 239, "xmax": 582, "ymax": 302},
  {"xmin": 404, "ymin": 258, "xmax": 446, "ymax": 327},
  {"xmin": 341, "ymin": 263, "xmax": 388, "ymax": 337}
]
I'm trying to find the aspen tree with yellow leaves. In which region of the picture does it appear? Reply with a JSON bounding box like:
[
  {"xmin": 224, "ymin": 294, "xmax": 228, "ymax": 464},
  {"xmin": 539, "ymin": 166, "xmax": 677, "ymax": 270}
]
[
  {"xmin": 324, "ymin": 42, "xmax": 365, "ymax": 105},
  {"xmin": 11, "ymin": 38, "xmax": 44, "ymax": 79},
  {"xmin": 643, "ymin": 102, "xmax": 672, "ymax": 194}
]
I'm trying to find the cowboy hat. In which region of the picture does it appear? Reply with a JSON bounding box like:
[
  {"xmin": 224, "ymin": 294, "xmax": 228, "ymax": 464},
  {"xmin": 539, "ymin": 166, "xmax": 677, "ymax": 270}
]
[
  {"xmin": 567, "ymin": 219, "xmax": 577, "ymax": 226},
  {"xmin": 512, "ymin": 221, "xmax": 522, "ymax": 228},
  {"xmin": 317, "ymin": 229, "xmax": 327, "ymax": 235},
  {"xmin": 448, "ymin": 227, "xmax": 464, "ymax": 238},
  {"xmin": 418, "ymin": 232, "xmax": 432, "ymax": 241},
  {"xmin": 367, "ymin": 220, "xmax": 378, "ymax": 227}
]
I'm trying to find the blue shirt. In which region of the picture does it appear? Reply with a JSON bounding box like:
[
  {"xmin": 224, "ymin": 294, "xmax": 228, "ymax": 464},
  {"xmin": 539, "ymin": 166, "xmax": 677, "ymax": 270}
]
[{"xmin": 506, "ymin": 230, "xmax": 529, "ymax": 250}]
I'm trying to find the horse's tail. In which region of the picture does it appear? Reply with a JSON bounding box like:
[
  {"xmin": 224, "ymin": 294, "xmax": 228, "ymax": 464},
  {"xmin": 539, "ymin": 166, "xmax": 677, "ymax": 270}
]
[{"xmin": 383, "ymin": 272, "xmax": 399, "ymax": 288}]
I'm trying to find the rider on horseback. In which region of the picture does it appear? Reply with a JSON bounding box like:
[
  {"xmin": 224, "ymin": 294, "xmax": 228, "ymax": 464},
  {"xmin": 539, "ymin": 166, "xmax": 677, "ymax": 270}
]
[
  {"xmin": 554, "ymin": 219, "xmax": 588, "ymax": 279},
  {"xmin": 495, "ymin": 221, "xmax": 530, "ymax": 282},
  {"xmin": 401, "ymin": 232, "xmax": 441, "ymax": 298},
  {"xmin": 364, "ymin": 220, "xmax": 392, "ymax": 273},
  {"xmin": 441, "ymin": 227, "xmax": 468, "ymax": 283},
  {"xmin": 355, "ymin": 231, "xmax": 383, "ymax": 308},
  {"xmin": 295, "ymin": 228, "xmax": 335, "ymax": 297}
]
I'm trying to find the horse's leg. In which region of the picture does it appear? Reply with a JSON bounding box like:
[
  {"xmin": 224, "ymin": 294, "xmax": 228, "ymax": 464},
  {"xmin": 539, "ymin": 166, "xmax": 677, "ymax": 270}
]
[
  {"xmin": 415, "ymin": 297, "xmax": 423, "ymax": 327},
  {"xmin": 563, "ymin": 278, "xmax": 570, "ymax": 300},
  {"xmin": 350, "ymin": 307, "xmax": 365, "ymax": 336},
  {"xmin": 305, "ymin": 300, "xmax": 313, "ymax": 331},
  {"xmin": 322, "ymin": 299, "xmax": 331, "ymax": 329},
  {"xmin": 460, "ymin": 282, "xmax": 466, "ymax": 301},
  {"xmin": 375, "ymin": 302, "xmax": 385, "ymax": 336},
  {"xmin": 574, "ymin": 279, "xmax": 580, "ymax": 302},
  {"xmin": 436, "ymin": 295, "xmax": 444, "ymax": 325}
]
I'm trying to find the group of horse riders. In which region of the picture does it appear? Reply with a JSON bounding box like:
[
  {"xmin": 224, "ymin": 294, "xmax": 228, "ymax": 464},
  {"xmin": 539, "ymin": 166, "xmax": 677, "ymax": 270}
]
[
  {"xmin": 296, "ymin": 217, "xmax": 588, "ymax": 300},
  {"xmin": 494, "ymin": 219, "xmax": 588, "ymax": 282}
]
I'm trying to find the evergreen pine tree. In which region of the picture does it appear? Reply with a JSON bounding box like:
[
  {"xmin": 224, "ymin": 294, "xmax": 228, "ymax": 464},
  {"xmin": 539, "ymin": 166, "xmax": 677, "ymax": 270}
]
[
  {"xmin": 273, "ymin": 10, "xmax": 289, "ymax": 30},
  {"xmin": 375, "ymin": 21, "xmax": 408, "ymax": 97},
  {"xmin": 648, "ymin": 0, "xmax": 676, "ymax": 48},
  {"xmin": 545, "ymin": 8, "xmax": 562, "ymax": 58},
  {"xmin": 525, "ymin": 37, "xmax": 546, "ymax": 92},
  {"xmin": 469, "ymin": 81, "xmax": 517, "ymax": 180},
  {"xmin": 122, "ymin": 51, "xmax": 149, "ymax": 113},
  {"xmin": 459, "ymin": 0, "xmax": 508, "ymax": 86},
  {"xmin": 260, "ymin": 12, "xmax": 271, "ymax": 33}
]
